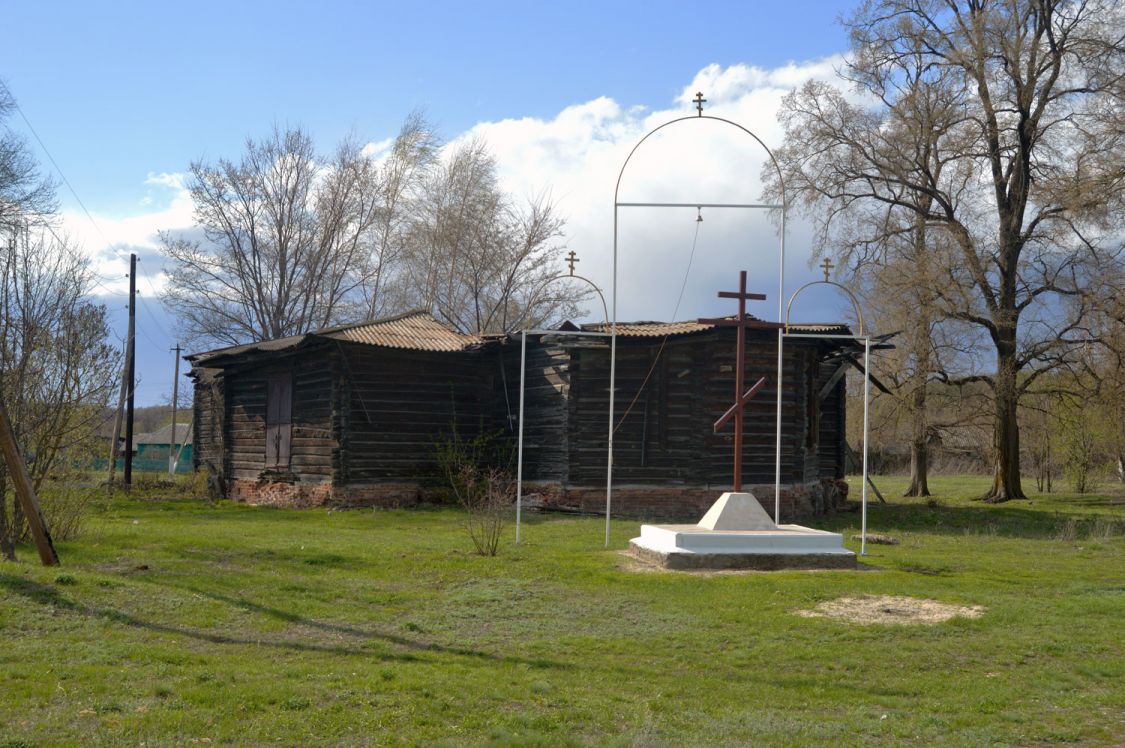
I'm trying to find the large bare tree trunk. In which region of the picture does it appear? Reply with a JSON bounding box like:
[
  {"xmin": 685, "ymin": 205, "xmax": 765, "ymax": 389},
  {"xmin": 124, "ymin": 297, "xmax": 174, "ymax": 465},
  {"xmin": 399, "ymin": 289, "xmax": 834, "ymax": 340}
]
[
  {"xmin": 905, "ymin": 382, "xmax": 930, "ymax": 497},
  {"xmin": 987, "ymin": 334, "xmax": 1026, "ymax": 502}
]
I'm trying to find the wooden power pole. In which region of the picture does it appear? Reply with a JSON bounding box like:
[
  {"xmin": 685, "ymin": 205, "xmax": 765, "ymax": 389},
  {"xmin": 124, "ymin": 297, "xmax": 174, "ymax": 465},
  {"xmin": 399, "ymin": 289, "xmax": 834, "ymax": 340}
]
[
  {"xmin": 0, "ymin": 395, "xmax": 59, "ymax": 565},
  {"xmin": 123, "ymin": 253, "xmax": 136, "ymax": 491},
  {"xmin": 106, "ymin": 340, "xmax": 128, "ymax": 493},
  {"xmin": 168, "ymin": 343, "xmax": 181, "ymax": 476}
]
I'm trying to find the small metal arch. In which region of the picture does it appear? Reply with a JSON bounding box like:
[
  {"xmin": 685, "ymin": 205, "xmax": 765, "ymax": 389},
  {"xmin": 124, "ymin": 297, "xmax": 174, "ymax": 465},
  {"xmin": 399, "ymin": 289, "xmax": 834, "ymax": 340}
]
[
  {"xmin": 784, "ymin": 280, "xmax": 866, "ymax": 337},
  {"xmin": 509, "ymin": 272, "xmax": 610, "ymax": 335},
  {"xmin": 510, "ymin": 270, "xmax": 610, "ymax": 546}
]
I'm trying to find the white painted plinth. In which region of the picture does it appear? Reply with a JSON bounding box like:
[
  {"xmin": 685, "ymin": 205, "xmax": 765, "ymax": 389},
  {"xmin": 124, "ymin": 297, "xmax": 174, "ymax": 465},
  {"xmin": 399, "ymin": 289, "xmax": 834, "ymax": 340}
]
[
  {"xmin": 631, "ymin": 523, "xmax": 853, "ymax": 556},
  {"xmin": 627, "ymin": 490, "xmax": 855, "ymax": 569}
]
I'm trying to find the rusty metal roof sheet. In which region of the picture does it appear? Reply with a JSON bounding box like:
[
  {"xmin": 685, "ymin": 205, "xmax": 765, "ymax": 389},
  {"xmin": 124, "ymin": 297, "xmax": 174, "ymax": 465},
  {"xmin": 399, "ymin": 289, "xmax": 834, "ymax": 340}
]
[
  {"xmin": 188, "ymin": 311, "xmax": 482, "ymax": 364},
  {"xmin": 320, "ymin": 312, "xmax": 483, "ymax": 352},
  {"xmin": 582, "ymin": 320, "xmax": 712, "ymax": 337}
]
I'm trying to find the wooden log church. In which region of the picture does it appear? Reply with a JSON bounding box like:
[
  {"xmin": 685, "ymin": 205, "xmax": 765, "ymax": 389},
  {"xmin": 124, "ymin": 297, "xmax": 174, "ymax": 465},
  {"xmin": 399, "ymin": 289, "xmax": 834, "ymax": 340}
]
[{"xmin": 188, "ymin": 310, "xmax": 858, "ymax": 520}]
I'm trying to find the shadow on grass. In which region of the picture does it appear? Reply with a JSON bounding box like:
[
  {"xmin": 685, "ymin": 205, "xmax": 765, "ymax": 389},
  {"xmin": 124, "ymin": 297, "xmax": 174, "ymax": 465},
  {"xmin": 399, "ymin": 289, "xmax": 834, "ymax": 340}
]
[
  {"xmin": 0, "ymin": 572, "xmax": 565, "ymax": 670},
  {"xmin": 822, "ymin": 500, "xmax": 1124, "ymax": 541}
]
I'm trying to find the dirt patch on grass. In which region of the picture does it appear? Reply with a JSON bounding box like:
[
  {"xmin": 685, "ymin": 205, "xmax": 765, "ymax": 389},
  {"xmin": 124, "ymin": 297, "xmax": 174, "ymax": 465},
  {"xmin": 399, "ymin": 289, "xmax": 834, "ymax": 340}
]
[{"xmin": 797, "ymin": 595, "xmax": 984, "ymax": 625}]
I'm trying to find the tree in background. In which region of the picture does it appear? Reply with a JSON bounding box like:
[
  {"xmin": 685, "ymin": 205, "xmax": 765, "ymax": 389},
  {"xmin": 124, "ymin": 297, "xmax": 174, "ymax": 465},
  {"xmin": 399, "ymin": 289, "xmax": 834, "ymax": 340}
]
[
  {"xmin": 0, "ymin": 83, "xmax": 56, "ymax": 231},
  {"xmin": 361, "ymin": 111, "xmax": 440, "ymax": 320},
  {"xmin": 160, "ymin": 126, "xmax": 378, "ymax": 346},
  {"xmin": 162, "ymin": 119, "xmax": 584, "ymax": 346},
  {"xmin": 773, "ymin": 0, "xmax": 1124, "ymax": 501},
  {"xmin": 396, "ymin": 137, "xmax": 583, "ymax": 334},
  {"xmin": 0, "ymin": 83, "xmax": 117, "ymax": 560},
  {"xmin": 0, "ymin": 226, "xmax": 117, "ymax": 559}
]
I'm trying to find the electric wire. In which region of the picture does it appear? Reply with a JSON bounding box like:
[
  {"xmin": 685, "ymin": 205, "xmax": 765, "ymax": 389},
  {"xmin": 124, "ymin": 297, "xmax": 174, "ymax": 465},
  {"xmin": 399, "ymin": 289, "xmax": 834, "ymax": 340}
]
[
  {"xmin": 612, "ymin": 211, "xmax": 703, "ymax": 433},
  {"xmin": 4, "ymin": 81, "xmax": 175, "ymax": 367},
  {"xmin": 1, "ymin": 81, "xmax": 113, "ymax": 249}
]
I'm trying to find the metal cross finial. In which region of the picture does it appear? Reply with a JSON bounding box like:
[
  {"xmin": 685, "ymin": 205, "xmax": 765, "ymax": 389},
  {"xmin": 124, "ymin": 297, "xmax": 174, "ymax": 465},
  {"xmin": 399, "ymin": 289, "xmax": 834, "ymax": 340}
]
[
  {"xmin": 566, "ymin": 250, "xmax": 580, "ymax": 275},
  {"xmin": 820, "ymin": 257, "xmax": 834, "ymax": 282},
  {"xmin": 693, "ymin": 92, "xmax": 707, "ymax": 116}
]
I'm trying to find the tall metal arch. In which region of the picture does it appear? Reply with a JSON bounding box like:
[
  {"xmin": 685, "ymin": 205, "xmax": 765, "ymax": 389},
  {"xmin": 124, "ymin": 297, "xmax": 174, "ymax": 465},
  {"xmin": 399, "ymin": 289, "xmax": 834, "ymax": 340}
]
[
  {"xmin": 510, "ymin": 271, "xmax": 611, "ymax": 545},
  {"xmin": 612, "ymin": 105, "xmax": 791, "ymax": 524},
  {"xmin": 784, "ymin": 276, "xmax": 873, "ymax": 554}
]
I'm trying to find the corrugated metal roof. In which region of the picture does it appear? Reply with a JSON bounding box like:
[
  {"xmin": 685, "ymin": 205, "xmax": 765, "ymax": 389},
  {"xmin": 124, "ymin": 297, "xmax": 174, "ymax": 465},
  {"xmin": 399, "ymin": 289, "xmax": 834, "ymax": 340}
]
[
  {"xmin": 189, "ymin": 311, "xmax": 482, "ymax": 364},
  {"xmin": 322, "ymin": 312, "xmax": 483, "ymax": 352},
  {"xmin": 580, "ymin": 317, "xmax": 851, "ymax": 337},
  {"xmin": 582, "ymin": 321, "xmax": 712, "ymax": 337}
]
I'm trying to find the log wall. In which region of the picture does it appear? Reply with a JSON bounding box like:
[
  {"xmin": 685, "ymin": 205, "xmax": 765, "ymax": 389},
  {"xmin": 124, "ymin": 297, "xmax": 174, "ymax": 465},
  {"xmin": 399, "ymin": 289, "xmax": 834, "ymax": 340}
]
[{"xmin": 337, "ymin": 346, "xmax": 496, "ymax": 486}]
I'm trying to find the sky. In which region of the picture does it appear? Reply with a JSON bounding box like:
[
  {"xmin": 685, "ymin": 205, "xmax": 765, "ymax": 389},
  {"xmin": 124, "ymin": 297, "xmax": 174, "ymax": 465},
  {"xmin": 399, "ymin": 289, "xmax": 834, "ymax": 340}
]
[{"xmin": 1, "ymin": 0, "xmax": 860, "ymax": 405}]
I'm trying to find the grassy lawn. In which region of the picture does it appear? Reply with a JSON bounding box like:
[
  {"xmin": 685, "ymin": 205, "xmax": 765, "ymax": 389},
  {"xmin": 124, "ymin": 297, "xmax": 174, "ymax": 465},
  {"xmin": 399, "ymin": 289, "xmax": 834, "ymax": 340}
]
[{"xmin": 1, "ymin": 475, "xmax": 1123, "ymax": 746}]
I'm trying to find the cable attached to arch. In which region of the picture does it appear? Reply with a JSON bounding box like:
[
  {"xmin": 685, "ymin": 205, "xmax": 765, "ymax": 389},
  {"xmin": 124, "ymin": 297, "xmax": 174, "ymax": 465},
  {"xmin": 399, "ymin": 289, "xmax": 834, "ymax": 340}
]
[{"xmin": 613, "ymin": 208, "xmax": 703, "ymax": 433}]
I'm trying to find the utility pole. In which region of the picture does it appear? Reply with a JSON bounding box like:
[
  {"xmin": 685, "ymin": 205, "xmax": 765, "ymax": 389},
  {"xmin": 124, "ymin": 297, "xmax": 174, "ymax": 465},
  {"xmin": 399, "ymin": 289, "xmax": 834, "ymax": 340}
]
[
  {"xmin": 168, "ymin": 343, "xmax": 181, "ymax": 476},
  {"xmin": 0, "ymin": 395, "xmax": 59, "ymax": 565},
  {"xmin": 106, "ymin": 340, "xmax": 128, "ymax": 494},
  {"xmin": 123, "ymin": 253, "xmax": 136, "ymax": 491}
]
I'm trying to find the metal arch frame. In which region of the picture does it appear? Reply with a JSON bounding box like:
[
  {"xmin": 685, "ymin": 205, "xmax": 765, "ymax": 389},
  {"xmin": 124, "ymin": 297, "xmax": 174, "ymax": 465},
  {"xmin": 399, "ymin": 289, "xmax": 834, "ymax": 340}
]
[
  {"xmin": 783, "ymin": 279, "xmax": 872, "ymax": 555},
  {"xmin": 613, "ymin": 114, "xmax": 791, "ymax": 525},
  {"xmin": 785, "ymin": 280, "xmax": 865, "ymax": 337},
  {"xmin": 511, "ymin": 272, "xmax": 611, "ymax": 545}
]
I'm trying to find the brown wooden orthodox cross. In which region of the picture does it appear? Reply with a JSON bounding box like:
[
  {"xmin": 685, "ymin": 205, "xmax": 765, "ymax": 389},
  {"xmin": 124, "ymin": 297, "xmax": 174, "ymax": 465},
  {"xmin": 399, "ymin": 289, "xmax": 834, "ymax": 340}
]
[
  {"xmin": 566, "ymin": 250, "xmax": 580, "ymax": 275},
  {"xmin": 698, "ymin": 270, "xmax": 783, "ymax": 491},
  {"xmin": 693, "ymin": 91, "xmax": 707, "ymax": 116}
]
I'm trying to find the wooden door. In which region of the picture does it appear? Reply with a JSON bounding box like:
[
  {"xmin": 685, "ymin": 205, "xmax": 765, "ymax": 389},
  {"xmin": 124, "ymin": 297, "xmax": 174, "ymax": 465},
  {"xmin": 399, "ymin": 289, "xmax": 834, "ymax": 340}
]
[{"xmin": 266, "ymin": 373, "xmax": 293, "ymax": 468}]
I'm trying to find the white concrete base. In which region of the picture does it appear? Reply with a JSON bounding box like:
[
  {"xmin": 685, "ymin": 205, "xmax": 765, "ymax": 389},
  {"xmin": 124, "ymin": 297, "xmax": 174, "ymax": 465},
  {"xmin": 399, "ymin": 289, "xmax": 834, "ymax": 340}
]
[
  {"xmin": 631, "ymin": 523, "xmax": 854, "ymax": 556},
  {"xmin": 627, "ymin": 490, "xmax": 855, "ymax": 570}
]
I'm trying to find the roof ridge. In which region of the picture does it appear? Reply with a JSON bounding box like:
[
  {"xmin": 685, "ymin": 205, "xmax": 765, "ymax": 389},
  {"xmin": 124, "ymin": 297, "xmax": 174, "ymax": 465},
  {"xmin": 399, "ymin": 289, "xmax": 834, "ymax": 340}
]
[{"xmin": 309, "ymin": 308, "xmax": 435, "ymax": 336}]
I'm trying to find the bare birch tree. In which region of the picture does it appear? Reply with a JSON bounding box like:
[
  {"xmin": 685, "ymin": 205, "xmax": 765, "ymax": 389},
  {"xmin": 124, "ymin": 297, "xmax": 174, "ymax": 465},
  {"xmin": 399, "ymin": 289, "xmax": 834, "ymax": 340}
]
[
  {"xmin": 0, "ymin": 225, "xmax": 117, "ymax": 560},
  {"xmin": 0, "ymin": 83, "xmax": 56, "ymax": 231},
  {"xmin": 160, "ymin": 126, "xmax": 377, "ymax": 347},
  {"xmin": 163, "ymin": 120, "xmax": 585, "ymax": 345},
  {"xmin": 396, "ymin": 137, "xmax": 584, "ymax": 334},
  {"xmin": 362, "ymin": 111, "xmax": 440, "ymax": 319},
  {"xmin": 772, "ymin": 0, "xmax": 1125, "ymax": 501}
]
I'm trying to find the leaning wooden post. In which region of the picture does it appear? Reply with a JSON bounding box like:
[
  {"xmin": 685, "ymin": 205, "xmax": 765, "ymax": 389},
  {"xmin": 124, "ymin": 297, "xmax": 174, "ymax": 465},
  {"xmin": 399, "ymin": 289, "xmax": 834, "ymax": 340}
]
[{"xmin": 0, "ymin": 396, "xmax": 59, "ymax": 565}]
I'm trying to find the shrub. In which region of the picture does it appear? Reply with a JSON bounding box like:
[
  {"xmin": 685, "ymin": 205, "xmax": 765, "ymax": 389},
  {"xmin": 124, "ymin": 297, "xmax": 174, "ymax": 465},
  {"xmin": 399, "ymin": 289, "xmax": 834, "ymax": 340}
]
[{"xmin": 435, "ymin": 427, "xmax": 514, "ymax": 556}]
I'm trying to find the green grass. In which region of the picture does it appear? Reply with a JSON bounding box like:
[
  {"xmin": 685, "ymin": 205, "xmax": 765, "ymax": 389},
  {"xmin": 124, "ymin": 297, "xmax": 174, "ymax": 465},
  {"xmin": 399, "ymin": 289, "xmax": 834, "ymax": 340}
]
[{"xmin": 2, "ymin": 475, "xmax": 1123, "ymax": 746}]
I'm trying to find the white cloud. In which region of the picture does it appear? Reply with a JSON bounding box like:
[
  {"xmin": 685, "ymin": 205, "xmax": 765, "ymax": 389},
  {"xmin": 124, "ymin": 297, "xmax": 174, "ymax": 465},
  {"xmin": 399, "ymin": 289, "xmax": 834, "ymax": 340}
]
[
  {"xmin": 71, "ymin": 56, "xmax": 856, "ymax": 327},
  {"xmin": 144, "ymin": 171, "xmax": 187, "ymax": 190},
  {"xmin": 61, "ymin": 171, "xmax": 193, "ymax": 296},
  {"xmin": 458, "ymin": 56, "xmax": 849, "ymax": 324}
]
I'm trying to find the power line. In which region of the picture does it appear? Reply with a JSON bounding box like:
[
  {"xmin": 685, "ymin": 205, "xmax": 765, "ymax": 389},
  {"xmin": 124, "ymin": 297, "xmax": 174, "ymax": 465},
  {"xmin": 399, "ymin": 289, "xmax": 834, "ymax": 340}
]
[
  {"xmin": 0, "ymin": 80, "xmax": 113, "ymax": 249},
  {"xmin": 614, "ymin": 211, "xmax": 705, "ymax": 432}
]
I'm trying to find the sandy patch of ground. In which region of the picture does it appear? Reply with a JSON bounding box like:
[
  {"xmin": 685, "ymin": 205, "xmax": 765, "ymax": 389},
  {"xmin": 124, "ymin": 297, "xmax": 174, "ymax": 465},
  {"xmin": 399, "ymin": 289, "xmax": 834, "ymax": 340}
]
[{"xmin": 797, "ymin": 595, "xmax": 985, "ymax": 625}]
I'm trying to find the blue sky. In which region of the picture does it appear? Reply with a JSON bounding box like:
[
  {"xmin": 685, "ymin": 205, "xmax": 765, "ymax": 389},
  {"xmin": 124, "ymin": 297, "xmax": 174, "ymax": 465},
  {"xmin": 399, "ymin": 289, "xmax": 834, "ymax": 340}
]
[{"xmin": 2, "ymin": 0, "xmax": 856, "ymax": 404}]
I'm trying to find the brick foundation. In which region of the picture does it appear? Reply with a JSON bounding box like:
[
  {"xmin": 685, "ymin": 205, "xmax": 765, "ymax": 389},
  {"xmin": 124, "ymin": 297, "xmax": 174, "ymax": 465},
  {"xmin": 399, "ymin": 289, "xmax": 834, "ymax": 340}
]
[
  {"xmin": 230, "ymin": 475, "xmax": 848, "ymax": 519},
  {"xmin": 516, "ymin": 478, "xmax": 849, "ymax": 521},
  {"xmin": 230, "ymin": 477, "xmax": 432, "ymax": 509}
]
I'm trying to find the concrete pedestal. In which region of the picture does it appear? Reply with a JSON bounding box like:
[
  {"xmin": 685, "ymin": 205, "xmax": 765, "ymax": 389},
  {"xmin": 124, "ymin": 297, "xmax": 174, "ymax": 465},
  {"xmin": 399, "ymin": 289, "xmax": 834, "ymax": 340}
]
[{"xmin": 628, "ymin": 491, "xmax": 856, "ymax": 570}]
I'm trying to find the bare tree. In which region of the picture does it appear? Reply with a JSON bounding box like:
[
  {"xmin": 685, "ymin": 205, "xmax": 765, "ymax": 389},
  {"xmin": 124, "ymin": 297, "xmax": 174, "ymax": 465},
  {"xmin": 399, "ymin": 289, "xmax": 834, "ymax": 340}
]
[
  {"xmin": 855, "ymin": 225, "xmax": 990, "ymax": 494},
  {"xmin": 163, "ymin": 120, "xmax": 587, "ymax": 346},
  {"xmin": 396, "ymin": 137, "xmax": 585, "ymax": 334},
  {"xmin": 0, "ymin": 225, "xmax": 117, "ymax": 560},
  {"xmin": 362, "ymin": 111, "xmax": 440, "ymax": 319},
  {"xmin": 773, "ymin": 0, "xmax": 1125, "ymax": 501},
  {"xmin": 160, "ymin": 126, "xmax": 377, "ymax": 347},
  {"xmin": 0, "ymin": 82, "xmax": 56, "ymax": 231}
]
